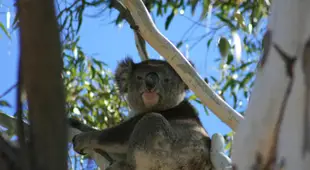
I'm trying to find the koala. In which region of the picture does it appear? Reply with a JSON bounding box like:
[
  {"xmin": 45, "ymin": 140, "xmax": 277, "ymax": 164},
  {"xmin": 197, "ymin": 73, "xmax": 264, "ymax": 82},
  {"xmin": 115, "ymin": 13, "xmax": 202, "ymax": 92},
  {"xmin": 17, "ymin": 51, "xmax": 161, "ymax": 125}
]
[{"xmin": 72, "ymin": 57, "xmax": 212, "ymax": 170}]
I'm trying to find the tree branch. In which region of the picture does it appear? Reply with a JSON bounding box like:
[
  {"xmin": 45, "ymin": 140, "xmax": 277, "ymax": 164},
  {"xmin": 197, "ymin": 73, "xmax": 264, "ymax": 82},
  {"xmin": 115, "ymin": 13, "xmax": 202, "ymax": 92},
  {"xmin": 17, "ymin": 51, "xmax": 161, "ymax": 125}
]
[
  {"xmin": 109, "ymin": 0, "xmax": 149, "ymax": 60},
  {"xmin": 121, "ymin": 0, "xmax": 244, "ymax": 131},
  {"xmin": 0, "ymin": 112, "xmax": 111, "ymax": 169},
  {"xmin": 0, "ymin": 83, "xmax": 17, "ymax": 99}
]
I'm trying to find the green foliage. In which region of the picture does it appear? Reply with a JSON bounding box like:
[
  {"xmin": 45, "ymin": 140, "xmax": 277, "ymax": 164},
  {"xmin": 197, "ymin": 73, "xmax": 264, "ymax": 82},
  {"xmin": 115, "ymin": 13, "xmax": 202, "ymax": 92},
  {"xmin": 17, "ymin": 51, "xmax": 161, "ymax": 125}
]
[{"xmin": 62, "ymin": 38, "xmax": 128, "ymax": 129}]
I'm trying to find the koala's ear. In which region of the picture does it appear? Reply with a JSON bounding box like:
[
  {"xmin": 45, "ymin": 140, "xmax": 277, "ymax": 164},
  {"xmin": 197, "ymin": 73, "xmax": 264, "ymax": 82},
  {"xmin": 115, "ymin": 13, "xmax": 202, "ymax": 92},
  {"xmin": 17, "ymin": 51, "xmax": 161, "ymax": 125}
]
[
  {"xmin": 115, "ymin": 56, "xmax": 135, "ymax": 94},
  {"xmin": 184, "ymin": 60, "xmax": 195, "ymax": 91}
]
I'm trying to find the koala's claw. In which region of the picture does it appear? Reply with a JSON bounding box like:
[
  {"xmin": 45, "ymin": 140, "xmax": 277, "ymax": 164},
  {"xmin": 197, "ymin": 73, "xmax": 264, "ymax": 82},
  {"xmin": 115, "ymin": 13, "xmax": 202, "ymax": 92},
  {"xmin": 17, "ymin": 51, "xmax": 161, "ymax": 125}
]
[{"xmin": 72, "ymin": 134, "xmax": 88, "ymax": 155}]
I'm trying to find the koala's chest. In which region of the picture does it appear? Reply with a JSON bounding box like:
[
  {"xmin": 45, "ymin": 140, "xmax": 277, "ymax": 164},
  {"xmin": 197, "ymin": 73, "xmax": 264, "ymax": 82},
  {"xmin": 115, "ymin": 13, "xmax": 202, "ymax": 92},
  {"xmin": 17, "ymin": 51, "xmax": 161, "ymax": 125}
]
[
  {"xmin": 133, "ymin": 147, "xmax": 211, "ymax": 170},
  {"xmin": 169, "ymin": 119, "xmax": 209, "ymax": 140},
  {"xmin": 169, "ymin": 120, "xmax": 211, "ymax": 158}
]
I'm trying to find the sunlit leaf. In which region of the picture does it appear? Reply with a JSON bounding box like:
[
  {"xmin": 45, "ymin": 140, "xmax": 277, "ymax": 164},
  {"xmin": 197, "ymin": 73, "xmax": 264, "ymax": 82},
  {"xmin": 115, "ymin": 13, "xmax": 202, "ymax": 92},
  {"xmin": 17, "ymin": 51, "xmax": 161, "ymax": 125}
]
[
  {"xmin": 232, "ymin": 31, "xmax": 242, "ymax": 63},
  {"xmin": 210, "ymin": 76, "xmax": 218, "ymax": 82},
  {"xmin": 200, "ymin": 0, "xmax": 210, "ymax": 20},
  {"xmin": 218, "ymin": 37, "xmax": 230, "ymax": 58},
  {"xmin": 207, "ymin": 38, "xmax": 212, "ymax": 48},
  {"xmin": 156, "ymin": 1, "xmax": 163, "ymax": 16},
  {"xmin": 190, "ymin": 0, "xmax": 199, "ymax": 16},
  {"xmin": 76, "ymin": 5, "xmax": 84, "ymax": 33},
  {"xmin": 0, "ymin": 22, "xmax": 11, "ymax": 39},
  {"xmin": 240, "ymin": 72, "xmax": 254, "ymax": 88},
  {"xmin": 234, "ymin": 11, "xmax": 247, "ymax": 32},
  {"xmin": 115, "ymin": 14, "xmax": 124, "ymax": 25},
  {"xmin": 225, "ymin": 140, "xmax": 232, "ymax": 150},
  {"xmin": 188, "ymin": 94, "xmax": 197, "ymax": 101},
  {"xmin": 0, "ymin": 100, "xmax": 11, "ymax": 108},
  {"xmin": 176, "ymin": 41, "xmax": 183, "ymax": 48},
  {"xmin": 226, "ymin": 131, "xmax": 234, "ymax": 137},
  {"xmin": 165, "ymin": 11, "xmax": 175, "ymax": 30},
  {"xmin": 216, "ymin": 14, "xmax": 236, "ymax": 30},
  {"xmin": 231, "ymin": 91, "xmax": 237, "ymax": 108},
  {"xmin": 244, "ymin": 90, "xmax": 248, "ymax": 98},
  {"xmin": 203, "ymin": 106, "xmax": 209, "ymax": 115},
  {"xmin": 226, "ymin": 54, "xmax": 233, "ymax": 65},
  {"xmin": 232, "ymin": 61, "xmax": 255, "ymax": 72}
]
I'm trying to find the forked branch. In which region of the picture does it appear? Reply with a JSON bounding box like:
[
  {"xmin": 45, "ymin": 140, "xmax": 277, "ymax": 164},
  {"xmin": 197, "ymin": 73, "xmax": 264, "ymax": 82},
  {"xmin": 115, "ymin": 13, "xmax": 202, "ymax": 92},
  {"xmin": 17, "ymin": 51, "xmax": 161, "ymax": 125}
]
[{"xmin": 121, "ymin": 0, "xmax": 244, "ymax": 131}]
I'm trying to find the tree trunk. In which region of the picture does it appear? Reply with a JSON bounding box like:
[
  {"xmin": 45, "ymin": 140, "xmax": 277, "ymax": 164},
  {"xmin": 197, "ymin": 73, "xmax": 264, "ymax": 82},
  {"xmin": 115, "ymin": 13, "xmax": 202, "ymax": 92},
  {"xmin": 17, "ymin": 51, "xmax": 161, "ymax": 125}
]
[
  {"xmin": 232, "ymin": 0, "xmax": 310, "ymax": 169},
  {"xmin": 17, "ymin": 0, "xmax": 67, "ymax": 169}
]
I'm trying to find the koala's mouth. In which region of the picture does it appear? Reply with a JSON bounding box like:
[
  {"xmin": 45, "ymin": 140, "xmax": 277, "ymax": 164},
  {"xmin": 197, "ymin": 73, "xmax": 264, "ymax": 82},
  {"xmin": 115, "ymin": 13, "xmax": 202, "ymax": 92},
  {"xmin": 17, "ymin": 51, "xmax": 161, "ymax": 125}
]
[{"xmin": 141, "ymin": 91, "xmax": 159, "ymax": 107}]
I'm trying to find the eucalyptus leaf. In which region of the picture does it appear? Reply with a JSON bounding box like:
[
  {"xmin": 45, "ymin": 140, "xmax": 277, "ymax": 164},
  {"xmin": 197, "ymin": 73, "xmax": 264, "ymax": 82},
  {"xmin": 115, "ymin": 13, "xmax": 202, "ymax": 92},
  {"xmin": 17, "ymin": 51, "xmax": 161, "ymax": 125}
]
[{"xmin": 218, "ymin": 37, "xmax": 230, "ymax": 58}]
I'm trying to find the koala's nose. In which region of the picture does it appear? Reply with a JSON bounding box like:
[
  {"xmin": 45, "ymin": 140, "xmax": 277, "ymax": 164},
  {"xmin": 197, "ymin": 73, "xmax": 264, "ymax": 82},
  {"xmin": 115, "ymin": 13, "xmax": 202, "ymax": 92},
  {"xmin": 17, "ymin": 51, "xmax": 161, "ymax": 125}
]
[{"xmin": 145, "ymin": 72, "xmax": 159, "ymax": 91}]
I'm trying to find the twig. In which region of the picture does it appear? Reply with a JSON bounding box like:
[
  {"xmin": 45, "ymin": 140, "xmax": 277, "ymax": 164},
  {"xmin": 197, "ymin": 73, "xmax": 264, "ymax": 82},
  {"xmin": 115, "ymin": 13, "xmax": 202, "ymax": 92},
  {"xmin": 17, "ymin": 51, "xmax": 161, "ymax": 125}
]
[
  {"xmin": 109, "ymin": 0, "xmax": 149, "ymax": 60},
  {"xmin": 0, "ymin": 83, "xmax": 18, "ymax": 99}
]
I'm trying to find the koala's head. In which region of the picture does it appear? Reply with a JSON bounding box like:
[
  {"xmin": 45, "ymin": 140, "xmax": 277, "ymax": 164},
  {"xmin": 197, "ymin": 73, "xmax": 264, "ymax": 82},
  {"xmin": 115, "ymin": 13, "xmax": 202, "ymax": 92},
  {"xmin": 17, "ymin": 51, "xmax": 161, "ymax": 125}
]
[{"xmin": 115, "ymin": 57, "xmax": 193, "ymax": 113}]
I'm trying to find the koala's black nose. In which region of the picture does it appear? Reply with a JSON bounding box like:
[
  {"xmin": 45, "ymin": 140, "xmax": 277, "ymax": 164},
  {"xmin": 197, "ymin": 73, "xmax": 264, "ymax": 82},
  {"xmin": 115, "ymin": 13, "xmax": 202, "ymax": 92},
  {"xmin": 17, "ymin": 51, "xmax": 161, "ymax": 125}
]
[{"xmin": 145, "ymin": 72, "xmax": 159, "ymax": 91}]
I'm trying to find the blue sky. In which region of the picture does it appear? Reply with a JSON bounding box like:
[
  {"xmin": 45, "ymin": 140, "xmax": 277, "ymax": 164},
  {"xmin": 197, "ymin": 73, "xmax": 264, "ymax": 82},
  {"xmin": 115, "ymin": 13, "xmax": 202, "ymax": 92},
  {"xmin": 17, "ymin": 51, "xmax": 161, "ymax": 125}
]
[{"xmin": 0, "ymin": 1, "xmax": 238, "ymax": 140}]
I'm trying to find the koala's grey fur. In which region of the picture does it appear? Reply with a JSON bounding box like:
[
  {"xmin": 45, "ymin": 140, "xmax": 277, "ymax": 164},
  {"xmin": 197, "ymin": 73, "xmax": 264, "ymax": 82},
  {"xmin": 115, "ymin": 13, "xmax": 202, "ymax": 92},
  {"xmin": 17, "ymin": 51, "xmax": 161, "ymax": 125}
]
[
  {"xmin": 115, "ymin": 57, "xmax": 188, "ymax": 114},
  {"xmin": 72, "ymin": 57, "xmax": 212, "ymax": 170}
]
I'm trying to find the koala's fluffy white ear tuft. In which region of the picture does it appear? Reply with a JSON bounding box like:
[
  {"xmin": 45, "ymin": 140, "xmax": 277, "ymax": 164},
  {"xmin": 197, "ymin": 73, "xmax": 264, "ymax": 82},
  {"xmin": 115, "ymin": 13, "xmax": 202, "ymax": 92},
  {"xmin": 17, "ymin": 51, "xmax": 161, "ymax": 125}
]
[{"xmin": 115, "ymin": 56, "xmax": 135, "ymax": 94}]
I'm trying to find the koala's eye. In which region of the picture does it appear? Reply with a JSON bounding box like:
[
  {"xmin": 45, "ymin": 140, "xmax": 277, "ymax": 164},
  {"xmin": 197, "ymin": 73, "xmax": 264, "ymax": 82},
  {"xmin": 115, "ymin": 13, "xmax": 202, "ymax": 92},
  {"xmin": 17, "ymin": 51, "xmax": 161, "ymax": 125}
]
[
  {"xmin": 136, "ymin": 75, "xmax": 143, "ymax": 80},
  {"xmin": 164, "ymin": 78, "xmax": 170, "ymax": 83}
]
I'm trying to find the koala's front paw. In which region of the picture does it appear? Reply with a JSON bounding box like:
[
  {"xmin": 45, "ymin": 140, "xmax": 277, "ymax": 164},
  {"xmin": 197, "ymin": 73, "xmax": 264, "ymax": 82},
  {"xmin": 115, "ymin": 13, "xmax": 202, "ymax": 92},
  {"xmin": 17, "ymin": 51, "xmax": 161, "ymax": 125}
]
[
  {"xmin": 72, "ymin": 133, "xmax": 91, "ymax": 155},
  {"xmin": 210, "ymin": 133, "xmax": 232, "ymax": 170}
]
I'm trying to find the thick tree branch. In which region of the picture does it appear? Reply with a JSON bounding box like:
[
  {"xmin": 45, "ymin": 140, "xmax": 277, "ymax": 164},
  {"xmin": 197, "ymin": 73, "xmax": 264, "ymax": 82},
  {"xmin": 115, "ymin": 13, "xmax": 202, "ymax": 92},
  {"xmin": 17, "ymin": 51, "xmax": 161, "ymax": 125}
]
[
  {"xmin": 121, "ymin": 0, "xmax": 244, "ymax": 131},
  {"xmin": 0, "ymin": 112, "xmax": 110, "ymax": 169}
]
